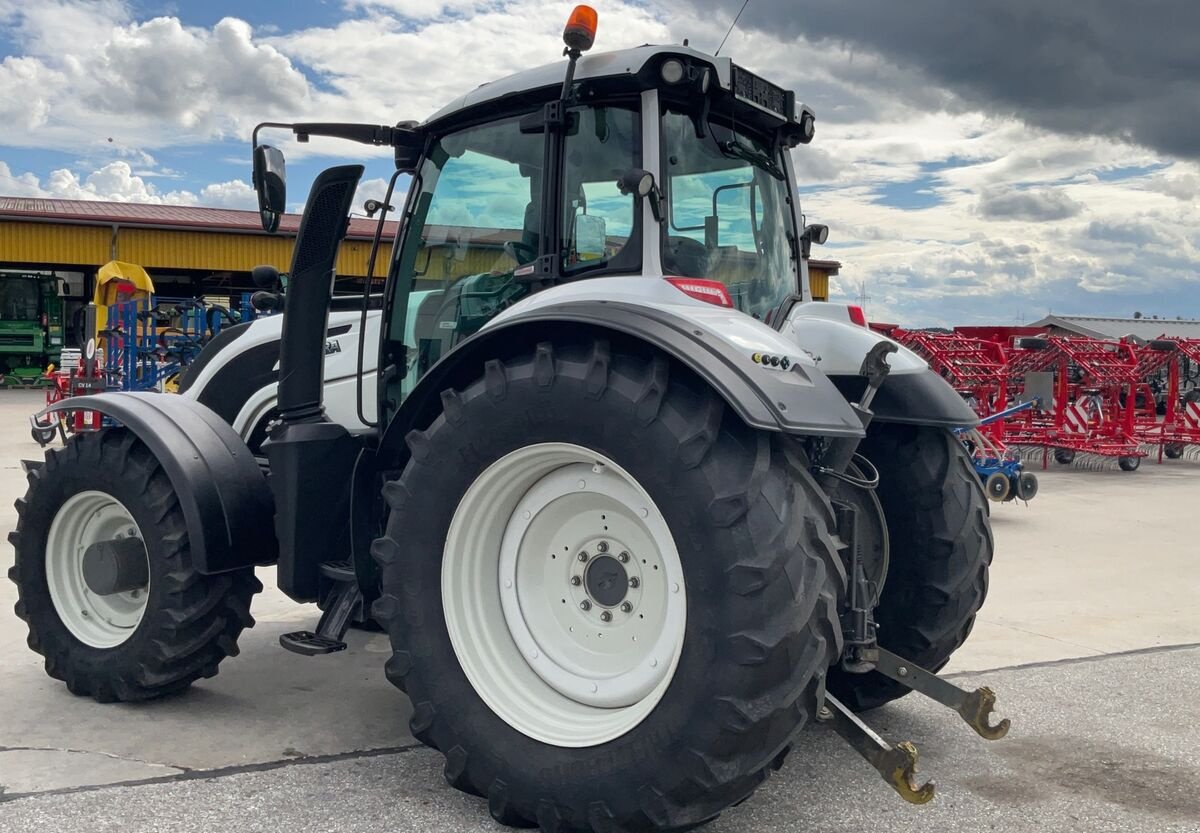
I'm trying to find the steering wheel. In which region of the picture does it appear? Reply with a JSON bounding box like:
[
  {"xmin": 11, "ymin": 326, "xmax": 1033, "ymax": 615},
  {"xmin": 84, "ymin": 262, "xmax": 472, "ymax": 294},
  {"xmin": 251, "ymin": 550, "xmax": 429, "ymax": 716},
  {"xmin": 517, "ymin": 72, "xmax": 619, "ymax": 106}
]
[{"xmin": 503, "ymin": 240, "xmax": 538, "ymax": 267}]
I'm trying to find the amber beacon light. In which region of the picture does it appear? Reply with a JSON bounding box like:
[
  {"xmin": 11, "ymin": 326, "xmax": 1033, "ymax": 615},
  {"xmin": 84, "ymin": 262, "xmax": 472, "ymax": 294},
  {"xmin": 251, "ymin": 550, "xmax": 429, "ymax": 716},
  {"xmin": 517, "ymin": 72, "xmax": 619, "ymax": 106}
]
[{"xmin": 563, "ymin": 5, "xmax": 598, "ymax": 52}]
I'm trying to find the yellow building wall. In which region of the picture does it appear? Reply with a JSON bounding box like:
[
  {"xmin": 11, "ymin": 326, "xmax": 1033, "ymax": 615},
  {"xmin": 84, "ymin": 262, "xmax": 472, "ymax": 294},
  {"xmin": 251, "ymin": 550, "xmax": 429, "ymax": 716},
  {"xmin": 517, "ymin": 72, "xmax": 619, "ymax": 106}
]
[
  {"xmin": 1, "ymin": 219, "xmax": 831, "ymax": 296},
  {"xmin": 419, "ymin": 244, "xmax": 517, "ymax": 281},
  {"xmin": 0, "ymin": 221, "xmax": 111, "ymax": 265},
  {"xmin": 0, "ymin": 220, "xmax": 393, "ymax": 278}
]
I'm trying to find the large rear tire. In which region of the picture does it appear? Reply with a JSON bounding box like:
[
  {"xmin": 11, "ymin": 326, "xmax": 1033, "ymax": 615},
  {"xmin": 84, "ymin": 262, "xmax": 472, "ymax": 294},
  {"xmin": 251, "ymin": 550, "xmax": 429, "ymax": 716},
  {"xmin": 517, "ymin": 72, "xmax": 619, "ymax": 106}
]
[
  {"xmin": 372, "ymin": 339, "xmax": 844, "ymax": 831},
  {"xmin": 827, "ymin": 424, "xmax": 992, "ymax": 711},
  {"xmin": 8, "ymin": 430, "xmax": 261, "ymax": 701}
]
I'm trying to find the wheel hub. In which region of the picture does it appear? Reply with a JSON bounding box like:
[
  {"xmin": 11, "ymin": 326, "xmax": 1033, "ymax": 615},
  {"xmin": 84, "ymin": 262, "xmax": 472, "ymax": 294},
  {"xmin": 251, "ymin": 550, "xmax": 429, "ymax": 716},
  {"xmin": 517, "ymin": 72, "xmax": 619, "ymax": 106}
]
[
  {"xmin": 584, "ymin": 554, "xmax": 628, "ymax": 607},
  {"xmin": 45, "ymin": 490, "xmax": 149, "ymax": 649}
]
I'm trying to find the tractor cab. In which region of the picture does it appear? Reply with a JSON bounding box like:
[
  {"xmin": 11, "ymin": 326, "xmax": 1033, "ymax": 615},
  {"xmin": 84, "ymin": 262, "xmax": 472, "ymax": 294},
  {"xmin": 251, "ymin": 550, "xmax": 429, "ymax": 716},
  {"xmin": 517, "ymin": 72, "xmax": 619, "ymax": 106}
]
[
  {"xmin": 249, "ymin": 16, "xmax": 828, "ymax": 425},
  {"xmin": 379, "ymin": 40, "xmax": 823, "ymax": 405}
]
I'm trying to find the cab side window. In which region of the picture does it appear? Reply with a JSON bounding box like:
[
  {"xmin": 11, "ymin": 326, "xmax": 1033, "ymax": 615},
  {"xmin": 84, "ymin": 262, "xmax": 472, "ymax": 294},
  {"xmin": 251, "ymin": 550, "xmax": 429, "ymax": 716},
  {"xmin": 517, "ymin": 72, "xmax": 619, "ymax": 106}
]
[{"xmin": 560, "ymin": 104, "xmax": 641, "ymax": 274}]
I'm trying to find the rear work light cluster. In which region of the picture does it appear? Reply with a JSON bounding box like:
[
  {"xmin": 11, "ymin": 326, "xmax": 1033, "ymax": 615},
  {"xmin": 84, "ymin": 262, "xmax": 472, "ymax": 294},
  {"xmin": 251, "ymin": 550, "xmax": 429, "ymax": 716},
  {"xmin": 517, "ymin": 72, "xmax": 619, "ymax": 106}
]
[
  {"xmin": 665, "ymin": 277, "xmax": 734, "ymax": 308},
  {"xmin": 752, "ymin": 352, "xmax": 791, "ymax": 370}
]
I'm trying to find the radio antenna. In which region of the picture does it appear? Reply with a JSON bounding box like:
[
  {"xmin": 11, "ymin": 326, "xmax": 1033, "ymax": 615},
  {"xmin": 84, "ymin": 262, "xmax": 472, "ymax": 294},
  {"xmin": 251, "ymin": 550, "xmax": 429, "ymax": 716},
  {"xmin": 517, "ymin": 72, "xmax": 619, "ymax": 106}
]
[{"xmin": 715, "ymin": 0, "xmax": 752, "ymax": 56}]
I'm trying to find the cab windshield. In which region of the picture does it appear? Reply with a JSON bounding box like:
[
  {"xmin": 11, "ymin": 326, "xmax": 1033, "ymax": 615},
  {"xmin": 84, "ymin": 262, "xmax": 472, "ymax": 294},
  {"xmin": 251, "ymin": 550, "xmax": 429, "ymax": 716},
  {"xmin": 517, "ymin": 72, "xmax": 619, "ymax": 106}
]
[
  {"xmin": 0, "ymin": 279, "xmax": 39, "ymax": 322},
  {"xmin": 661, "ymin": 109, "xmax": 797, "ymax": 321}
]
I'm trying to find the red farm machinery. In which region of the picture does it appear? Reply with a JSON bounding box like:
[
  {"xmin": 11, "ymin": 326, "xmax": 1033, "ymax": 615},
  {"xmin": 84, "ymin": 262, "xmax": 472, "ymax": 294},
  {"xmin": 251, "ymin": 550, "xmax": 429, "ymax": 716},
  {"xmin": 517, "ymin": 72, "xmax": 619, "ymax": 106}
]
[{"xmin": 877, "ymin": 324, "xmax": 1200, "ymax": 473}]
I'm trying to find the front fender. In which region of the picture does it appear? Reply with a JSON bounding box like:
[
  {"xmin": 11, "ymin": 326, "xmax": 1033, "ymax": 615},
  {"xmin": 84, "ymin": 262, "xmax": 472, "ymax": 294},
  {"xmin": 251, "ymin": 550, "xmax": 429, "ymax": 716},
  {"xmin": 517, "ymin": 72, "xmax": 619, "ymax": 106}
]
[
  {"xmin": 827, "ymin": 370, "xmax": 981, "ymax": 429},
  {"xmin": 42, "ymin": 392, "xmax": 277, "ymax": 574},
  {"xmin": 779, "ymin": 303, "xmax": 979, "ymax": 428}
]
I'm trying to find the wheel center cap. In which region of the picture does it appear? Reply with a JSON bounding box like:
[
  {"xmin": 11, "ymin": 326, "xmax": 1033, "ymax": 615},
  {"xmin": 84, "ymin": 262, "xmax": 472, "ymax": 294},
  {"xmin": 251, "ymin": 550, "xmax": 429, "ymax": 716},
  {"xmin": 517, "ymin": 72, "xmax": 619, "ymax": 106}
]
[{"xmin": 584, "ymin": 555, "xmax": 628, "ymax": 607}]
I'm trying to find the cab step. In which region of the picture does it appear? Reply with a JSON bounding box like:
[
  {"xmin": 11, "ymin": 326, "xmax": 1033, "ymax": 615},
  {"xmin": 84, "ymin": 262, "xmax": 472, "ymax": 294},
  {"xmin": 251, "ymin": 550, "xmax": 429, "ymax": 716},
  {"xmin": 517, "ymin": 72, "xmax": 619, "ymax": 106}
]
[
  {"xmin": 279, "ymin": 630, "xmax": 347, "ymax": 655},
  {"xmin": 279, "ymin": 563, "xmax": 362, "ymax": 657}
]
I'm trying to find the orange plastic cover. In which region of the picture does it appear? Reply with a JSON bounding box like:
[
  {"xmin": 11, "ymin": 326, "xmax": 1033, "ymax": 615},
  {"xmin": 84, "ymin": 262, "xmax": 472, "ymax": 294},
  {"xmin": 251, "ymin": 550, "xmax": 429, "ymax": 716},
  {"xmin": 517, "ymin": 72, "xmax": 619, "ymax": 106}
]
[{"xmin": 564, "ymin": 5, "xmax": 598, "ymax": 50}]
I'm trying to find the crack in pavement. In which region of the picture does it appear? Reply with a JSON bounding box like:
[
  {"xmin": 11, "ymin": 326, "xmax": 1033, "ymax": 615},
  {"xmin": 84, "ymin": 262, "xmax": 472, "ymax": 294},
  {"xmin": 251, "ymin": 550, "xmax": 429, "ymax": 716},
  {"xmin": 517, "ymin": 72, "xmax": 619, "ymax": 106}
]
[
  {"xmin": 0, "ymin": 743, "xmax": 425, "ymax": 804},
  {"xmin": 944, "ymin": 639, "xmax": 1200, "ymax": 678},
  {"xmin": 0, "ymin": 745, "xmax": 191, "ymax": 773}
]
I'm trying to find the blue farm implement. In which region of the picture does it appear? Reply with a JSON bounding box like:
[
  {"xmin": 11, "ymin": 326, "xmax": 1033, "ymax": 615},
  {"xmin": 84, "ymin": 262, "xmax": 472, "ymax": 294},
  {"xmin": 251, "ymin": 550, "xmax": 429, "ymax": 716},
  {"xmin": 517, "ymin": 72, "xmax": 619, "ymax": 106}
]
[
  {"xmin": 958, "ymin": 401, "xmax": 1039, "ymax": 503},
  {"xmin": 29, "ymin": 297, "xmax": 211, "ymax": 446}
]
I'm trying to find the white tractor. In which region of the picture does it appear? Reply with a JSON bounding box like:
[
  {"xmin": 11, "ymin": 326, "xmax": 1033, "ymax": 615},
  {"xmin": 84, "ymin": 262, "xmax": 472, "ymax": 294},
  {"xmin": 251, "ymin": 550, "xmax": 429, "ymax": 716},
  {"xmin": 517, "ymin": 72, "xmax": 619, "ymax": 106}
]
[{"xmin": 13, "ymin": 8, "xmax": 1004, "ymax": 830}]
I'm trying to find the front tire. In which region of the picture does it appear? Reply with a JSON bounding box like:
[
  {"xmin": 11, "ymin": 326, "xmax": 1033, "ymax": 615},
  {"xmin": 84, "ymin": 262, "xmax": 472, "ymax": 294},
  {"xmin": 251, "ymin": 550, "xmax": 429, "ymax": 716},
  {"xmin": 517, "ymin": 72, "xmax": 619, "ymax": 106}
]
[
  {"xmin": 9, "ymin": 430, "xmax": 261, "ymax": 701},
  {"xmin": 827, "ymin": 424, "xmax": 992, "ymax": 711},
  {"xmin": 372, "ymin": 340, "xmax": 844, "ymax": 831}
]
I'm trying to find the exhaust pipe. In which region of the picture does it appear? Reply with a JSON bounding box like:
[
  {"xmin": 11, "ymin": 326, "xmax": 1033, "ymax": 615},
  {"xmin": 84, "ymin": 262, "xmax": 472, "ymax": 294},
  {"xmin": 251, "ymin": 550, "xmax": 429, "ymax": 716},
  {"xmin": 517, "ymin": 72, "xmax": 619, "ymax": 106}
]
[
  {"xmin": 264, "ymin": 164, "xmax": 364, "ymax": 602},
  {"xmin": 276, "ymin": 165, "xmax": 364, "ymax": 422}
]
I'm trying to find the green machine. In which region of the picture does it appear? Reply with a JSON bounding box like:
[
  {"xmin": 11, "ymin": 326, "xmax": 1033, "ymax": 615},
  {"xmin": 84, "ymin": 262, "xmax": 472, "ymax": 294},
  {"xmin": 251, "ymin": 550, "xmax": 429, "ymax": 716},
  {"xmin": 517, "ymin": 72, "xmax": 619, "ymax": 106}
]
[{"xmin": 0, "ymin": 272, "xmax": 66, "ymax": 385}]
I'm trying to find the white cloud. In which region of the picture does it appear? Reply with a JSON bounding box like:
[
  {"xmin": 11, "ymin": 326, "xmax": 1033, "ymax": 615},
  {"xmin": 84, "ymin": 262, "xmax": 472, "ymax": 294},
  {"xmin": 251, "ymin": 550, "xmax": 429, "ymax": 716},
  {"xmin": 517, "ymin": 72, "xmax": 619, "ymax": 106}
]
[
  {"xmin": 0, "ymin": 8, "xmax": 311, "ymax": 152},
  {"xmin": 268, "ymin": 1, "xmax": 670, "ymax": 124},
  {"xmin": 0, "ymin": 161, "xmax": 47, "ymax": 196},
  {"xmin": 0, "ymin": 158, "xmax": 260, "ymax": 208},
  {"xmin": 39, "ymin": 161, "xmax": 194, "ymax": 203},
  {"xmin": 197, "ymin": 179, "xmax": 258, "ymax": 209},
  {"xmin": 3, "ymin": 0, "xmax": 1197, "ymax": 322}
]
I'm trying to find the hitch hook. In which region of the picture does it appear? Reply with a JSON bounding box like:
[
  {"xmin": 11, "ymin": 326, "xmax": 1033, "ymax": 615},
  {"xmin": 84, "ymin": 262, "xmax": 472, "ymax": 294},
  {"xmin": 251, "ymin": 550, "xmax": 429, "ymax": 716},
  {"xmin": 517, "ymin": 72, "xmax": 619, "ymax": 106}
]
[
  {"xmin": 820, "ymin": 693, "xmax": 935, "ymax": 805},
  {"xmin": 875, "ymin": 648, "xmax": 1010, "ymax": 740}
]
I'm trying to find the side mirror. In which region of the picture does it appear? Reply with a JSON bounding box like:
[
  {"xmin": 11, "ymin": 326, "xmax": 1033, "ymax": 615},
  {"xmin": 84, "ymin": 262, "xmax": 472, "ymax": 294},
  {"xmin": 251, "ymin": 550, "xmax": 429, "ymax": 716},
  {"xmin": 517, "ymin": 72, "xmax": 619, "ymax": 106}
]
[
  {"xmin": 251, "ymin": 264, "xmax": 281, "ymax": 290},
  {"xmin": 250, "ymin": 290, "xmax": 283, "ymax": 313},
  {"xmin": 804, "ymin": 223, "xmax": 829, "ymax": 246},
  {"xmin": 253, "ymin": 145, "xmax": 287, "ymax": 233}
]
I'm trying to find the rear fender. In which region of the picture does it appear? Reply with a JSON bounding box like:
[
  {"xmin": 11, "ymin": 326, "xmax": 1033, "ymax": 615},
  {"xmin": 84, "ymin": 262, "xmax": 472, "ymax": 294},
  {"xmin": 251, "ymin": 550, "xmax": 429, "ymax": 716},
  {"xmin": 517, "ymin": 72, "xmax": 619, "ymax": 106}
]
[
  {"xmin": 781, "ymin": 302, "xmax": 979, "ymax": 428},
  {"xmin": 378, "ymin": 279, "xmax": 865, "ymax": 467},
  {"xmin": 41, "ymin": 392, "xmax": 277, "ymax": 574}
]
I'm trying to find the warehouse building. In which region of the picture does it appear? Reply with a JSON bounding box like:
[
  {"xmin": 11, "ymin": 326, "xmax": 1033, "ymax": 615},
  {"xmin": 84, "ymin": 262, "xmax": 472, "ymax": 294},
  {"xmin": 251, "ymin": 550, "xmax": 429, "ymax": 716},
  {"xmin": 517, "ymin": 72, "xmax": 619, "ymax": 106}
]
[{"xmin": 1030, "ymin": 314, "xmax": 1200, "ymax": 341}]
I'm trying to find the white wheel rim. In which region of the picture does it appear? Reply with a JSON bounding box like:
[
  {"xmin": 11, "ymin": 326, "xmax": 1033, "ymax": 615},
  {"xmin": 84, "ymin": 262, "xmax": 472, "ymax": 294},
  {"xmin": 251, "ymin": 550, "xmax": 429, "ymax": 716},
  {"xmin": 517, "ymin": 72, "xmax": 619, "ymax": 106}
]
[
  {"xmin": 443, "ymin": 443, "xmax": 686, "ymax": 747},
  {"xmin": 45, "ymin": 490, "xmax": 149, "ymax": 648}
]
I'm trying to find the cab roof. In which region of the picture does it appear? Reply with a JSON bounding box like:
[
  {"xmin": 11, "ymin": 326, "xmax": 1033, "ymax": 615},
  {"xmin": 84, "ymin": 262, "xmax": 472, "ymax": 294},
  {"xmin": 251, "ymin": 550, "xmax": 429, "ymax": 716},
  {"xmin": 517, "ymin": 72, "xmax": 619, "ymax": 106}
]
[{"xmin": 424, "ymin": 44, "xmax": 740, "ymax": 126}]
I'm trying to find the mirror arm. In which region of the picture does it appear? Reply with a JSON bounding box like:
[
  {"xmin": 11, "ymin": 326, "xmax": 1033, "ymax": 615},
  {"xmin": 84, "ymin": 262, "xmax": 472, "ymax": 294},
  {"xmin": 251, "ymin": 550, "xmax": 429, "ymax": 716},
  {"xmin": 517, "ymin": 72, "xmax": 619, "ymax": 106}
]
[
  {"xmin": 292, "ymin": 123, "xmax": 420, "ymax": 147},
  {"xmin": 252, "ymin": 122, "xmax": 294, "ymax": 148},
  {"xmin": 253, "ymin": 121, "xmax": 423, "ymax": 149}
]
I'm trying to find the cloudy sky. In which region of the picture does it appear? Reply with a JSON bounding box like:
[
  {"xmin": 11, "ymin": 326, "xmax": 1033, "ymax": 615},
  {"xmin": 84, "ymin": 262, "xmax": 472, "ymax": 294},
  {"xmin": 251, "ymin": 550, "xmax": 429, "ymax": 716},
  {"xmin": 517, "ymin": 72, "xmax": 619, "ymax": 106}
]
[{"xmin": 1, "ymin": 0, "xmax": 1196, "ymax": 324}]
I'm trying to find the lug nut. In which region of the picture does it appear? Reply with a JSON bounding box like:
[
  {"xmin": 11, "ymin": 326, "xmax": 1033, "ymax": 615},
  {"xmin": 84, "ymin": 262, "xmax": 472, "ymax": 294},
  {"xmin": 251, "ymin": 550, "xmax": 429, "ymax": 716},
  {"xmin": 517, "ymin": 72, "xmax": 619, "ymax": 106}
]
[
  {"xmin": 600, "ymin": 611, "xmax": 613, "ymax": 622},
  {"xmin": 617, "ymin": 551, "xmax": 630, "ymax": 563},
  {"xmin": 577, "ymin": 551, "xmax": 589, "ymax": 562},
  {"xmin": 579, "ymin": 600, "xmax": 591, "ymax": 611},
  {"xmin": 620, "ymin": 602, "xmax": 632, "ymax": 613},
  {"xmin": 570, "ymin": 576, "xmax": 582, "ymax": 586},
  {"xmin": 597, "ymin": 541, "xmax": 609, "ymax": 553},
  {"xmin": 629, "ymin": 577, "xmax": 640, "ymax": 589}
]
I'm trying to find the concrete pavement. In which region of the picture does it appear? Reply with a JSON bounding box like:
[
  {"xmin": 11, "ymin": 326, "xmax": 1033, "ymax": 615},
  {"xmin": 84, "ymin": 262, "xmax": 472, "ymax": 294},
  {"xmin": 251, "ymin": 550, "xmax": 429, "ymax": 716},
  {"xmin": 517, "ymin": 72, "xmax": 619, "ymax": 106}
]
[{"xmin": 3, "ymin": 647, "xmax": 1198, "ymax": 832}]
